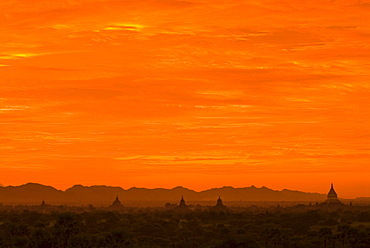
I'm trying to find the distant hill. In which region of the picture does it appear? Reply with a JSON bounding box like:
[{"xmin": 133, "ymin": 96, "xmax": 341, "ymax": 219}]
[
  {"xmin": 0, "ymin": 183, "xmax": 64, "ymax": 204},
  {"xmin": 0, "ymin": 183, "xmax": 328, "ymax": 205},
  {"xmin": 0, "ymin": 183, "xmax": 326, "ymax": 205},
  {"xmin": 353, "ymin": 197, "xmax": 370, "ymax": 204}
]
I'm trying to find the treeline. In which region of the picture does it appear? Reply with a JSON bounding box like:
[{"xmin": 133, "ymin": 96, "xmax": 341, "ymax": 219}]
[{"xmin": 0, "ymin": 208, "xmax": 370, "ymax": 248}]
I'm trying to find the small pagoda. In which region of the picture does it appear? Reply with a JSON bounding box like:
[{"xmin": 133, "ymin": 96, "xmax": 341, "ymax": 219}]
[
  {"xmin": 179, "ymin": 196, "xmax": 187, "ymax": 208},
  {"xmin": 175, "ymin": 196, "xmax": 189, "ymax": 210},
  {"xmin": 214, "ymin": 196, "xmax": 227, "ymax": 209},
  {"xmin": 109, "ymin": 196, "xmax": 124, "ymax": 209}
]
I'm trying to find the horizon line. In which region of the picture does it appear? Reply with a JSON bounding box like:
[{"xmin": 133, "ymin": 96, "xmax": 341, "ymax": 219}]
[{"xmin": 1, "ymin": 182, "xmax": 328, "ymax": 195}]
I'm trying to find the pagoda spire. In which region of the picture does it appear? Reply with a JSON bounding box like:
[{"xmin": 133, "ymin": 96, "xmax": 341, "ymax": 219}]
[
  {"xmin": 179, "ymin": 196, "xmax": 186, "ymax": 207},
  {"xmin": 215, "ymin": 195, "xmax": 225, "ymax": 208},
  {"xmin": 109, "ymin": 195, "xmax": 123, "ymax": 209},
  {"xmin": 325, "ymin": 183, "xmax": 341, "ymax": 204}
]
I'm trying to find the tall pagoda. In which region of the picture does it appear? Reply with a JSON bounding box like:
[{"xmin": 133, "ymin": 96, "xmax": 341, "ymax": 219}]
[{"xmin": 325, "ymin": 184, "xmax": 341, "ymax": 204}]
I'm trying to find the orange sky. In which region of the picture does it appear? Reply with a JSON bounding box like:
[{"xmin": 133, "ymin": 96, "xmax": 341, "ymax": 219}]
[{"xmin": 1, "ymin": 0, "xmax": 370, "ymax": 198}]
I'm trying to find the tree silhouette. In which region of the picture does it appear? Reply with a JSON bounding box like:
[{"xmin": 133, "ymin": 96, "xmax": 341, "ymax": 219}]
[
  {"xmin": 53, "ymin": 213, "xmax": 79, "ymax": 248},
  {"xmin": 319, "ymin": 227, "xmax": 333, "ymax": 248}
]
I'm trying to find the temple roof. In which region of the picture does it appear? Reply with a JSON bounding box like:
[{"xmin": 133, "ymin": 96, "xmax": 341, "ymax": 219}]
[
  {"xmin": 110, "ymin": 195, "xmax": 124, "ymax": 208},
  {"xmin": 215, "ymin": 196, "xmax": 225, "ymax": 208},
  {"xmin": 179, "ymin": 196, "xmax": 187, "ymax": 207},
  {"xmin": 112, "ymin": 196, "xmax": 122, "ymax": 205},
  {"xmin": 328, "ymin": 184, "xmax": 337, "ymax": 196}
]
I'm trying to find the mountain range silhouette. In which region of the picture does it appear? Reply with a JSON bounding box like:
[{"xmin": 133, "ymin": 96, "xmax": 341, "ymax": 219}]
[{"xmin": 0, "ymin": 183, "xmax": 331, "ymax": 205}]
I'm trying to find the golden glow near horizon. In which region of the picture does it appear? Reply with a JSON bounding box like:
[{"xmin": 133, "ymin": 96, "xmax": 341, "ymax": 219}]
[{"xmin": 1, "ymin": 0, "xmax": 370, "ymax": 198}]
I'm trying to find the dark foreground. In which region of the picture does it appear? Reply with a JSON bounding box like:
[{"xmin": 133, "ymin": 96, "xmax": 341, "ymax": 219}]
[{"xmin": 0, "ymin": 206, "xmax": 370, "ymax": 248}]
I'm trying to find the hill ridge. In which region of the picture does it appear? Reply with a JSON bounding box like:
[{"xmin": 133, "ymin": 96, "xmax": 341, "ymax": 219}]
[{"xmin": 0, "ymin": 183, "xmax": 330, "ymax": 205}]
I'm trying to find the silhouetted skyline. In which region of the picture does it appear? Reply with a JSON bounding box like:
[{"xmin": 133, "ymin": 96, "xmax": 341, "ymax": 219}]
[{"xmin": 1, "ymin": 182, "xmax": 368, "ymax": 206}]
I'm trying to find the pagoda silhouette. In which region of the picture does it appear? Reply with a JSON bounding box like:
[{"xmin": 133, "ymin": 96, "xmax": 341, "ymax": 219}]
[
  {"xmin": 214, "ymin": 196, "xmax": 227, "ymax": 210},
  {"xmin": 175, "ymin": 196, "xmax": 189, "ymax": 210},
  {"xmin": 179, "ymin": 196, "xmax": 186, "ymax": 207},
  {"xmin": 325, "ymin": 184, "xmax": 341, "ymax": 203},
  {"xmin": 108, "ymin": 196, "xmax": 124, "ymax": 209},
  {"xmin": 321, "ymin": 183, "xmax": 344, "ymax": 206}
]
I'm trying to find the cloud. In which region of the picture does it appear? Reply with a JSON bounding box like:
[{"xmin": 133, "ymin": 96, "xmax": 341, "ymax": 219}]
[{"xmin": 0, "ymin": 53, "xmax": 46, "ymax": 60}]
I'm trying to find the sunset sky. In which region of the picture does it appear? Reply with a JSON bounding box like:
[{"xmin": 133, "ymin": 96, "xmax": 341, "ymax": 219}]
[{"xmin": 1, "ymin": 0, "xmax": 370, "ymax": 198}]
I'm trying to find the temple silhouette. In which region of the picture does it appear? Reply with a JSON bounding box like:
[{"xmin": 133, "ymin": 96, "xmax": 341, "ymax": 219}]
[
  {"xmin": 108, "ymin": 196, "xmax": 124, "ymax": 209},
  {"xmin": 214, "ymin": 196, "xmax": 226, "ymax": 209},
  {"xmin": 322, "ymin": 183, "xmax": 344, "ymax": 206},
  {"xmin": 326, "ymin": 184, "xmax": 340, "ymax": 203},
  {"xmin": 176, "ymin": 196, "xmax": 188, "ymax": 210}
]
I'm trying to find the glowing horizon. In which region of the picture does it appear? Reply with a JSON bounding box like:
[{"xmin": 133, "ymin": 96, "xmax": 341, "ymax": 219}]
[{"xmin": 1, "ymin": 0, "xmax": 370, "ymax": 199}]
